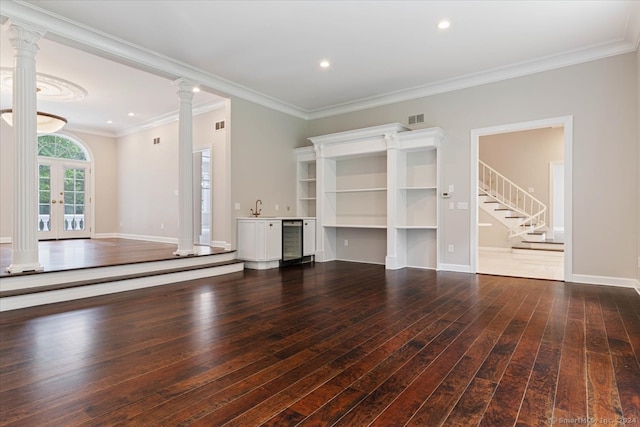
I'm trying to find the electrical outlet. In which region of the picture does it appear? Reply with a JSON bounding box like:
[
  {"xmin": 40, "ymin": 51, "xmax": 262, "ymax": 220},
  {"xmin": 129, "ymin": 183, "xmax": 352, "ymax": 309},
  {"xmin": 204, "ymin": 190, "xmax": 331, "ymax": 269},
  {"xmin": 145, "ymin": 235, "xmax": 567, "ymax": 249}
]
[
  {"xmin": 234, "ymin": 203, "xmax": 240, "ymax": 210},
  {"xmin": 160, "ymin": 223, "xmax": 164, "ymax": 230},
  {"xmin": 448, "ymin": 244, "xmax": 454, "ymax": 253},
  {"xmin": 344, "ymin": 240, "xmax": 349, "ymax": 246},
  {"xmin": 275, "ymin": 204, "xmax": 279, "ymax": 211}
]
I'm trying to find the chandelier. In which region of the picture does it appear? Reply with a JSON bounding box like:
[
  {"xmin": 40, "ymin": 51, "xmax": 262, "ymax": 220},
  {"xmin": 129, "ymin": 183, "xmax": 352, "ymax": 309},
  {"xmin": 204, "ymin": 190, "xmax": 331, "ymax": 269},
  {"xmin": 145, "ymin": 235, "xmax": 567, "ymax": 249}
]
[{"xmin": 0, "ymin": 109, "xmax": 67, "ymax": 134}]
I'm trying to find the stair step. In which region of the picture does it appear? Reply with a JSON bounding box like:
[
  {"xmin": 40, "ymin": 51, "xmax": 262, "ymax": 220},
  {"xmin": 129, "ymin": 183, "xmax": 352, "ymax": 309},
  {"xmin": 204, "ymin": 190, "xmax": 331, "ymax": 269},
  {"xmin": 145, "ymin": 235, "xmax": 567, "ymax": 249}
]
[
  {"xmin": 0, "ymin": 259, "xmax": 244, "ymax": 298},
  {"xmin": 512, "ymin": 245, "xmax": 564, "ymax": 253},
  {"xmin": 522, "ymin": 239, "xmax": 564, "ymax": 245}
]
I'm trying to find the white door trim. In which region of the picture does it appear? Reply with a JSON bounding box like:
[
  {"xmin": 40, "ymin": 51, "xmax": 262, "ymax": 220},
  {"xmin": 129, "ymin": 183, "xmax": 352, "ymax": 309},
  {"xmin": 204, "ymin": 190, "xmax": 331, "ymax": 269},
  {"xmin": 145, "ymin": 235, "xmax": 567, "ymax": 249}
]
[{"xmin": 470, "ymin": 116, "xmax": 573, "ymax": 281}]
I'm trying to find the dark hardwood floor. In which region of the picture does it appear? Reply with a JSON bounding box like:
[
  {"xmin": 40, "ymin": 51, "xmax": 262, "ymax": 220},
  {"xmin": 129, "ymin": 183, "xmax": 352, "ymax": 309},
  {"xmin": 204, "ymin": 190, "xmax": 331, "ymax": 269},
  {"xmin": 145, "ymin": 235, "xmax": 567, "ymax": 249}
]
[{"xmin": 1, "ymin": 262, "xmax": 639, "ymax": 426}]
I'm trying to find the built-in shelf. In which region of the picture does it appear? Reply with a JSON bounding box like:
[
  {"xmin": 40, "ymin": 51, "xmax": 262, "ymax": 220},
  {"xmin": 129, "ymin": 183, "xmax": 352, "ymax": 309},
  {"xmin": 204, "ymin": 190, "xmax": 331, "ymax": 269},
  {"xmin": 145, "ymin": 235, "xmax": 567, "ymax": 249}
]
[
  {"xmin": 309, "ymin": 123, "xmax": 444, "ymax": 269},
  {"xmin": 323, "ymin": 224, "xmax": 387, "ymax": 229},
  {"xmin": 295, "ymin": 147, "xmax": 317, "ymax": 218},
  {"xmin": 326, "ymin": 188, "xmax": 387, "ymax": 193},
  {"xmin": 398, "ymin": 186, "xmax": 437, "ymax": 191}
]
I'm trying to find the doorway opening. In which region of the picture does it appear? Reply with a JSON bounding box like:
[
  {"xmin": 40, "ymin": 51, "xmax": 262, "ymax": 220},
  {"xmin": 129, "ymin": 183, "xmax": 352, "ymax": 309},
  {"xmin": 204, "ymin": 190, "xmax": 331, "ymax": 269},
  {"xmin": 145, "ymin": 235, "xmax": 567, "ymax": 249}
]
[
  {"xmin": 470, "ymin": 116, "xmax": 573, "ymax": 281},
  {"xmin": 194, "ymin": 149, "xmax": 211, "ymax": 246}
]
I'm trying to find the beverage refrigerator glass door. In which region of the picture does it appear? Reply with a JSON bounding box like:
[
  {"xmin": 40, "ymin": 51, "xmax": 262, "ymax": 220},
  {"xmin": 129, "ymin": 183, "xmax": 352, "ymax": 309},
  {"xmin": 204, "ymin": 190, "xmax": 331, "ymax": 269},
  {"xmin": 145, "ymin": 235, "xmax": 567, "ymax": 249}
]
[{"xmin": 282, "ymin": 220, "xmax": 303, "ymax": 263}]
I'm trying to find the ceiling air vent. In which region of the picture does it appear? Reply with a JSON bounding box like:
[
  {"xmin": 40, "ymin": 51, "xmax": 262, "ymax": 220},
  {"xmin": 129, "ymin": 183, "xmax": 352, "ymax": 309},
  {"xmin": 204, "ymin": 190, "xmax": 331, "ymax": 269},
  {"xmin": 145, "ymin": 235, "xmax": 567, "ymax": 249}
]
[
  {"xmin": 408, "ymin": 114, "xmax": 424, "ymax": 125},
  {"xmin": 215, "ymin": 120, "xmax": 225, "ymax": 131}
]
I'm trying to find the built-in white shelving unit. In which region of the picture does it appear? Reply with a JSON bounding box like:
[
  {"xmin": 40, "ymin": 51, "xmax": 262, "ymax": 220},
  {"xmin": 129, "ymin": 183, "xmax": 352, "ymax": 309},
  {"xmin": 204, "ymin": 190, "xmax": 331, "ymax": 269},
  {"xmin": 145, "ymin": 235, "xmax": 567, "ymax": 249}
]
[
  {"xmin": 295, "ymin": 147, "xmax": 316, "ymax": 218},
  {"xmin": 309, "ymin": 123, "xmax": 444, "ymax": 269}
]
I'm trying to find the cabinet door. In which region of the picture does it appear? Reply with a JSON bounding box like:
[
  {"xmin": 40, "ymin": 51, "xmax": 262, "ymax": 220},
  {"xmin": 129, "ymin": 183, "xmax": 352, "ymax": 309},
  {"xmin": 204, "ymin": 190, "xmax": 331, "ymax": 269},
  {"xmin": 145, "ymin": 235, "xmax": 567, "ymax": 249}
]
[
  {"xmin": 237, "ymin": 220, "xmax": 258, "ymax": 260},
  {"xmin": 303, "ymin": 220, "xmax": 316, "ymax": 256},
  {"xmin": 265, "ymin": 220, "xmax": 282, "ymax": 260}
]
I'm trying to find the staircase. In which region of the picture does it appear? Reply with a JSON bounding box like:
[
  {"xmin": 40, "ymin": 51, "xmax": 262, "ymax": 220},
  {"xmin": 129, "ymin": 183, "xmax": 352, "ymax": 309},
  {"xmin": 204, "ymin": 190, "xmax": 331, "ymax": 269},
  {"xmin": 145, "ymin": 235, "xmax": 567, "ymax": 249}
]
[{"xmin": 478, "ymin": 160, "xmax": 547, "ymax": 240}]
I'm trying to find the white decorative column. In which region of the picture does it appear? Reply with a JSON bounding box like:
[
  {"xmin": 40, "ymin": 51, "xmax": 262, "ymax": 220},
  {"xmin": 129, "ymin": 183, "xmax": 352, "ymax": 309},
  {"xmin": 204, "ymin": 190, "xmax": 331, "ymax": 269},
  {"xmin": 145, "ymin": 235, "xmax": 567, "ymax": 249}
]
[
  {"xmin": 7, "ymin": 22, "xmax": 45, "ymax": 273},
  {"xmin": 173, "ymin": 79, "xmax": 196, "ymax": 256},
  {"xmin": 384, "ymin": 132, "xmax": 401, "ymax": 270}
]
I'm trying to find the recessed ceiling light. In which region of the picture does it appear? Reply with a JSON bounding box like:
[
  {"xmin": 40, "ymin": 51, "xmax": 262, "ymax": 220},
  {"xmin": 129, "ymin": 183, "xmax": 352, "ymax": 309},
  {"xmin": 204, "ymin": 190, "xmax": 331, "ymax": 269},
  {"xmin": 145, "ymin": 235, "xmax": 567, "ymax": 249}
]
[
  {"xmin": 106, "ymin": 120, "xmax": 113, "ymax": 124},
  {"xmin": 128, "ymin": 112, "xmax": 135, "ymax": 117},
  {"xmin": 437, "ymin": 20, "xmax": 451, "ymax": 30},
  {"xmin": 192, "ymin": 87, "xmax": 201, "ymax": 93},
  {"xmin": 320, "ymin": 60, "xmax": 330, "ymax": 68}
]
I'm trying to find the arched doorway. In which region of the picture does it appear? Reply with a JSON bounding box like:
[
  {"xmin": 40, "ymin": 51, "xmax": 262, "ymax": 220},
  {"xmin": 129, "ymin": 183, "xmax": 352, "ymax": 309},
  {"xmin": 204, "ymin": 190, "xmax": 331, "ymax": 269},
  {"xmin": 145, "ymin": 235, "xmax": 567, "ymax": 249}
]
[{"xmin": 37, "ymin": 134, "xmax": 92, "ymax": 240}]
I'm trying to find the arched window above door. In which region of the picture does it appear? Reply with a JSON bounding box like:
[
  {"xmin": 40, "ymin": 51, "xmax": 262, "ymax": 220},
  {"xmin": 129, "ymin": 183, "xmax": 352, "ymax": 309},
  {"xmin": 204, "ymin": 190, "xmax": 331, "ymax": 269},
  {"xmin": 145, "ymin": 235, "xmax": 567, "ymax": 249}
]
[{"xmin": 38, "ymin": 134, "xmax": 88, "ymax": 161}]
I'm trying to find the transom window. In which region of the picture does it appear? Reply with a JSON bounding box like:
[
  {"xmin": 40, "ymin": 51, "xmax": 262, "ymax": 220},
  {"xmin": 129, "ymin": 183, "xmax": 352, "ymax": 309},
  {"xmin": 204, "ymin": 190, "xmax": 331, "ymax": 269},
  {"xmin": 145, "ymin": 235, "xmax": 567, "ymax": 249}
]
[{"xmin": 38, "ymin": 135, "xmax": 88, "ymax": 161}]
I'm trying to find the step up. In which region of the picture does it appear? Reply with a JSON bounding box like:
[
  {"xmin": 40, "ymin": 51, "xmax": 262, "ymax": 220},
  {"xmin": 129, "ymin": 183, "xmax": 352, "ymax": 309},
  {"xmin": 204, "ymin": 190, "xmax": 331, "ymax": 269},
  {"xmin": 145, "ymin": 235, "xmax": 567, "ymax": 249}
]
[
  {"xmin": 0, "ymin": 252, "xmax": 244, "ymax": 311},
  {"xmin": 512, "ymin": 244, "xmax": 564, "ymax": 257}
]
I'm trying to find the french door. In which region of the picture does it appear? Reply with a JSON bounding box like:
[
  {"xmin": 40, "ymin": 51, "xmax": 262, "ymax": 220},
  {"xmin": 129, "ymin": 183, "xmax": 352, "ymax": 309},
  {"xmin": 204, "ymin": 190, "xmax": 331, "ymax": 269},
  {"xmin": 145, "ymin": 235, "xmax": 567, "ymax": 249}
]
[{"xmin": 38, "ymin": 158, "xmax": 91, "ymax": 239}]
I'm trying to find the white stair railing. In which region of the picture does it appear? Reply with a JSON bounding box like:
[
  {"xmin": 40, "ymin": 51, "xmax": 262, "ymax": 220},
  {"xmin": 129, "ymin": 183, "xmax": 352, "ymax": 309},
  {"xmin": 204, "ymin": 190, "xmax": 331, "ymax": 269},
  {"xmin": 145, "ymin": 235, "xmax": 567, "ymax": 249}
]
[{"xmin": 478, "ymin": 160, "xmax": 546, "ymax": 238}]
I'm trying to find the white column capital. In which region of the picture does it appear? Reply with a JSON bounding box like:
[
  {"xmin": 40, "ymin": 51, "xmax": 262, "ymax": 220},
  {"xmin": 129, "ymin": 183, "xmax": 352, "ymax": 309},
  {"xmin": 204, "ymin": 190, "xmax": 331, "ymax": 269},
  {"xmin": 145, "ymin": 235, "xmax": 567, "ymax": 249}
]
[
  {"xmin": 173, "ymin": 78, "xmax": 198, "ymax": 99},
  {"xmin": 4, "ymin": 20, "xmax": 45, "ymax": 54},
  {"xmin": 384, "ymin": 132, "xmax": 399, "ymax": 150}
]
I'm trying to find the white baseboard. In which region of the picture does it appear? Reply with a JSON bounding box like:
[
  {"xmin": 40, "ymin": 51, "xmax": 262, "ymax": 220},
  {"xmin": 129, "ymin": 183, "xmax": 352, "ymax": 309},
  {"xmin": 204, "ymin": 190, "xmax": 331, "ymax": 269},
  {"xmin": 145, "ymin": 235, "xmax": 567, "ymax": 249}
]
[
  {"xmin": 570, "ymin": 274, "xmax": 640, "ymax": 290},
  {"xmin": 0, "ymin": 237, "xmax": 10, "ymax": 244},
  {"xmin": 438, "ymin": 263, "xmax": 473, "ymax": 273},
  {"xmin": 93, "ymin": 233, "xmax": 119, "ymax": 239},
  {"xmin": 116, "ymin": 233, "xmax": 178, "ymax": 244}
]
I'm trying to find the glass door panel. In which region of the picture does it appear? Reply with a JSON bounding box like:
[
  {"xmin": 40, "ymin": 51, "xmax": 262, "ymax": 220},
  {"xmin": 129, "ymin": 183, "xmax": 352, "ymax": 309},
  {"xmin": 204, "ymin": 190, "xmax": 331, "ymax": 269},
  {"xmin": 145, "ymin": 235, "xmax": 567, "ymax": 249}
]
[
  {"xmin": 62, "ymin": 167, "xmax": 86, "ymax": 234},
  {"xmin": 38, "ymin": 160, "xmax": 90, "ymax": 239}
]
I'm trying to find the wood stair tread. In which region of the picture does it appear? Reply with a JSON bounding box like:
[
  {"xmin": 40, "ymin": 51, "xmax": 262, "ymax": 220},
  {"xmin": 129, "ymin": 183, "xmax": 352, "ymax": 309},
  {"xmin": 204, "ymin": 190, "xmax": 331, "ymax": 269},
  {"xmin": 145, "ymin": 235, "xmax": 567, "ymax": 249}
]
[
  {"xmin": 512, "ymin": 245, "xmax": 564, "ymax": 252},
  {"xmin": 521, "ymin": 240, "xmax": 564, "ymax": 245}
]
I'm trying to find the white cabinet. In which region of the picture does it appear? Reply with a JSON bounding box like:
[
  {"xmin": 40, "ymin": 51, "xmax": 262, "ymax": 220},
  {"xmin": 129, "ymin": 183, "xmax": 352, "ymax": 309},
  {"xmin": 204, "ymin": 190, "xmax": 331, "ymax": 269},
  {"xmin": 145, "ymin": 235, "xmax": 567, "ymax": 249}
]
[
  {"xmin": 303, "ymin": 219, "xmax": 316, "ymax": 256},
  {"xmin": 309, "ymin": 123, "xmax": 444, "ymax": 270},
  {"xmin": 237, "ymin": 217, "xmax": 316, "ymax": 269},
  {"xmin": 237, "ymin": 219, "xmax": 282, "ymax": 269}
]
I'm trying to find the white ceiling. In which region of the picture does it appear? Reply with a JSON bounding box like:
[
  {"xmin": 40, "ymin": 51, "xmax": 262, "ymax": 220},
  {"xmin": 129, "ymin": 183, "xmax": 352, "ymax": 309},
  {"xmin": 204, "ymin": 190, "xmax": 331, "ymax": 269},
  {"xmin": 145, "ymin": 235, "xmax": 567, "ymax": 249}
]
[{"xmin": 1, "ymin": 0, "xmax": 638, "ymax": 136}]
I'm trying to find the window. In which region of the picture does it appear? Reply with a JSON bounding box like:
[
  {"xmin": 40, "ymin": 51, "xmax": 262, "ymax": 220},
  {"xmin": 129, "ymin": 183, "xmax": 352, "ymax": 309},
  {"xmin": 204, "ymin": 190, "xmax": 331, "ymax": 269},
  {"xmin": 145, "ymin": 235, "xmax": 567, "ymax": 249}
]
[{"xmin": 38, "ymin": 135, "xmax": 88, "ymax": 161}]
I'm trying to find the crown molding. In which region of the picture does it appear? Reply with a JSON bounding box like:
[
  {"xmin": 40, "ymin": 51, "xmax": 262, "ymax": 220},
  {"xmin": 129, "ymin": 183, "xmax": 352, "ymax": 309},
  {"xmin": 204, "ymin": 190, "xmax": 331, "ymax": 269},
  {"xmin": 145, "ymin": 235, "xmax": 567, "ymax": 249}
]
[
  {"xmin": 115, "ymin": 100, "xmax": 226, "ymax": 138},
  {"xmin": 307, "ymin": 38, "xmax": 637, "ymax": 120},
  {"xmin": 1, "ymin": 1, "xmax": 309, "ymax": 121}
]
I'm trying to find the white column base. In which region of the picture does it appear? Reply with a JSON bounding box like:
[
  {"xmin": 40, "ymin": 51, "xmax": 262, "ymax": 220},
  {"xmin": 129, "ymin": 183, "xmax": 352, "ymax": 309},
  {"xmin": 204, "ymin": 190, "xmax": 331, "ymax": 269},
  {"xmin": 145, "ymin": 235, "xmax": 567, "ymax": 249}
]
[
  {"xmin": 173, "ymin": 248, "xmax": 196, "ymax": 256},
  {"xmin": 6, "ymin": 262, "xmax": 44, "ymax": 273}
]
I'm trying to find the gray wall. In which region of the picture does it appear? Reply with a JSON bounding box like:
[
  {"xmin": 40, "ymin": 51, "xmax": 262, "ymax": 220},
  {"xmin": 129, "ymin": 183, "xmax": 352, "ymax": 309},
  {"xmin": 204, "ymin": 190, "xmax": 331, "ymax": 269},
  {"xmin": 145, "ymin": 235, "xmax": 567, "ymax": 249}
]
[
  {"xmin": 229, "ymin": 96, "xmax": 309, "ymax": 246},
  {"xmin": 309, "ymin": 53, "xmax": 638, "ymax": 280}
]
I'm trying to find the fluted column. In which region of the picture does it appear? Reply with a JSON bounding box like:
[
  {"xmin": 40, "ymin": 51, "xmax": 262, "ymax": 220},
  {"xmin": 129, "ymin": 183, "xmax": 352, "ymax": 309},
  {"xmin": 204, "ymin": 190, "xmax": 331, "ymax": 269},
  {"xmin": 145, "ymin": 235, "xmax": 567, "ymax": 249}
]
[
  {"xmin": 173, "ymin": 79, "xmax": 196, "ymax": 256},
  {"xmin": 7, "ymin": 22, "xmax": 44, "ymax": 273}
]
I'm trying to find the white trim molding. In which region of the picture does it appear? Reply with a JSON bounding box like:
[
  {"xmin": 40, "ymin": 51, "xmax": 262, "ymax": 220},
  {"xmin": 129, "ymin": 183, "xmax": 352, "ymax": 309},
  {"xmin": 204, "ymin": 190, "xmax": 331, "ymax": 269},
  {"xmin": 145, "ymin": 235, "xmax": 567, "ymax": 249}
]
[
  {"xmin": 438, "ymin": 263, "xmax": 473, "ymax": 274},
  {"xmin": 116, "ymin": 233, "xmax": 178, "ymax": 245},
  {"xmin": 570, "ymin": 274, "xmax": 640, "ymax": 290}
]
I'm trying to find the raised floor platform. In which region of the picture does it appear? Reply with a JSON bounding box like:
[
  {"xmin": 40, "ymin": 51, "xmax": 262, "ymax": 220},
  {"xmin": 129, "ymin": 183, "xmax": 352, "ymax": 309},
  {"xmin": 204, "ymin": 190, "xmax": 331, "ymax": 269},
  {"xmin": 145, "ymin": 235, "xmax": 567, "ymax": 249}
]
[{"xmin": 0, "ymin": 239, "xmax": 244, "ymax": 311}]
